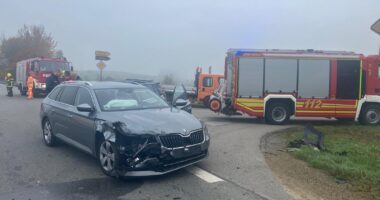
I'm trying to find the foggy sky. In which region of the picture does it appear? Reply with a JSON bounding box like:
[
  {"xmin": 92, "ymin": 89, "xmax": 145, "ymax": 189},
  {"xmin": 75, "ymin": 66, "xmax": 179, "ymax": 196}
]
[{"xmin": 0, "ymin": 0, "xmax": 379, "ymax": 80}]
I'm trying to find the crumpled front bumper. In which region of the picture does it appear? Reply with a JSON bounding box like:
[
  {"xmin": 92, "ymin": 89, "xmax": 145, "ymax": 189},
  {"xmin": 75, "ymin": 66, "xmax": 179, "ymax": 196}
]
[{"xmin": 102, "ymin": 121, "xmax": 210, "ymax": 177}]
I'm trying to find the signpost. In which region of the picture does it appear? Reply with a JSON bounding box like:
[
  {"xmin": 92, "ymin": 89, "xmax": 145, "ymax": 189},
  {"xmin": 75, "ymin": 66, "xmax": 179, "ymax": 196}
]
[{"xmin": 95, "ymin": 51, "xmax": 111, "ymax": 81}]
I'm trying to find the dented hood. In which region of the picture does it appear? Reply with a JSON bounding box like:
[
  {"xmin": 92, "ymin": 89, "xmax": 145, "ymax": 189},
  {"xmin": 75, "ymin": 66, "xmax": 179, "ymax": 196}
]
[{"xmin": 97, "ymin": 107, "xmax": 202, "ymax": 135}]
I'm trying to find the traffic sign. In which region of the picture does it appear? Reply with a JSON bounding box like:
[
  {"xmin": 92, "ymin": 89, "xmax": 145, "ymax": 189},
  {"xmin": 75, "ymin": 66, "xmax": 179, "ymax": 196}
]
[
  {"xmin": 371, "ymin": 18, "xmax": 380, "ymax": 35},
  {"xmin": 97, "ymin": 61, "xmax": 106, "ymax": 70},
  {"xmin": 95, "ymin": 50, "xmax": 111, "ymax": 61}
]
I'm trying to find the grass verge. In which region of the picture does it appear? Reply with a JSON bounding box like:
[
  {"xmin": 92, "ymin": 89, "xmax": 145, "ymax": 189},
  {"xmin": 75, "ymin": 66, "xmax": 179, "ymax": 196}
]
[{"xmin": 284, "ymin": 124, "xmax": 380, "ymax": 199}]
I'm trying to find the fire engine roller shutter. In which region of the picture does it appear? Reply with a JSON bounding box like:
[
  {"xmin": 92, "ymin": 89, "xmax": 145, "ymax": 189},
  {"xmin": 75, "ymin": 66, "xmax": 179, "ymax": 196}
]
[
  {"xmin": 298, "ymin": 59, "xmax": 330, "ymax": 98},
  {"xmin": 237, "ymin": 58, "xmax": 264, "ymax": 97},
  {"xmin": 265, "ymin": 59, "xmax": 297, "ymax": 93},
  {"xmin": 336, "ymin": 60, "xmax": 360, "ymax": 99},
  {"xmin": 226, "ymin": 54, "xmax": 233, "ymax": 97}
]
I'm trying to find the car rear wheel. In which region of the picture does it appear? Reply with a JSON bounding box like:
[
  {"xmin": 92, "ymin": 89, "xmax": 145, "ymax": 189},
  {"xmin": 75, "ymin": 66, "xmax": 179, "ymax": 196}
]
[
  {"xmin": 266, "ymin": 103, "xmax": 290, "ymax": 125},
  {"xmin": 98, "ymin": 139, "xmax": 119, "ymax": 177},
  {"xmin": 42, "ymin": 119, "xmax": 57, "ymax": 146},
  {"xmin": 359, "ymin": 105, "xmax": 380, "ymax": 125}
]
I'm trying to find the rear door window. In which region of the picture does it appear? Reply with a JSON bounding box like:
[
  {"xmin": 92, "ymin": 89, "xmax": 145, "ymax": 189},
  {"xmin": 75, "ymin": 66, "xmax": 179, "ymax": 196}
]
[
  {"xmin": 59, "ymin": 86, "xmax": 79, "ymax": 105},
  {"xmin": 48, "ymin": 86, "xmax": 63, "ymax": 101},
  {"xmin": 75, "ymin": 87, "xmax": 94, "ymax": 107}
]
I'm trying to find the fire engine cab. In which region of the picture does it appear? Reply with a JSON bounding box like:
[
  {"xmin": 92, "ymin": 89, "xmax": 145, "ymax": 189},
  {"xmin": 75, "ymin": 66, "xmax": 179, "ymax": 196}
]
[
  {"xmin": 209, "ymin": 49, "xmax": 380, "ymax": 125},
  {"xmin": 16, "ymin": 57, "xmax": 72, "ymax": 96}
]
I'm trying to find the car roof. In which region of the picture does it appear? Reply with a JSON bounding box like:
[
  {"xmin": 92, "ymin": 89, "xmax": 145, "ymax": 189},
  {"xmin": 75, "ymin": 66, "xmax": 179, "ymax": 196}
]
[{"xmin": 61, "ymin": 81, "xmax": 146, "ymax": 89}]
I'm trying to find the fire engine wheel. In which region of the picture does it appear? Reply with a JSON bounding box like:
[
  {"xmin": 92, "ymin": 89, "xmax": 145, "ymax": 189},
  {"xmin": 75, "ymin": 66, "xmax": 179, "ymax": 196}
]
[
  {"xmin": 42, "ymin": 119, "xmax": 57, "ymax": 146},
  {"xmin": 203, "ymin": 96, "xmax": 210, "ymax": 107},
  {"xmin": 97, "ymin": 138, "xmax": 119, "ymax": 177},
  {"xmin": 360, "ymin": 105, "xmax": 380, "ymax": 125},
  {"xmin": 210, "ymin": 99, "xmax": 222, "ymax": 112},
  {"xmin": 266, "ymin": 103, "xmax": 290, "ymax": 125}
]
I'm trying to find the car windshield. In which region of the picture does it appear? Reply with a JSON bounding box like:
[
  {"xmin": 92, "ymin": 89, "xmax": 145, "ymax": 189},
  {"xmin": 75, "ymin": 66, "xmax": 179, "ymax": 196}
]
[
  {"xmin": 37, "ymin": 60, "xmax": 70, "ymax": 72},
  {"xmin": 94, "ymin": 88, "xmax": 168, "ymax": 111}
]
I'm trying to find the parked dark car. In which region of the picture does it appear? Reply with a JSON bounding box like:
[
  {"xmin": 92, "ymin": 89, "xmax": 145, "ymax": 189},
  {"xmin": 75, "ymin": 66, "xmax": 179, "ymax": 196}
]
[
  {"xmin": 124, "ymin": 79, "xmax": 165, "ymax": 98},
  {"xmin": 125, "ymin": 79, "xmax": 192, "ymax": 113},
  {"xmin": 40, "ymin": 81, "xmax": 210, "ymax": 177}
]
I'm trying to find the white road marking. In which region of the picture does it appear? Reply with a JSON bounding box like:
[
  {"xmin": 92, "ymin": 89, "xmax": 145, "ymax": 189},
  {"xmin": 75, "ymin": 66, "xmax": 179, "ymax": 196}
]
[{"xmin": 186, "ymin": 166, "xmax": 224, "ymax": 183}]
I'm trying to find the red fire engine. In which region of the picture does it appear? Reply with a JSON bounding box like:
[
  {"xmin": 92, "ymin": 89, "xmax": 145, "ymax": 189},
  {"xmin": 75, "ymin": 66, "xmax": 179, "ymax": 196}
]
[
  {"xmin": 16, "ymin": 57, "xmax": 72, "ymax": 96},
  {"xmin": 209, "ymin": 49, "xmax": 380, "ymax": 125}
]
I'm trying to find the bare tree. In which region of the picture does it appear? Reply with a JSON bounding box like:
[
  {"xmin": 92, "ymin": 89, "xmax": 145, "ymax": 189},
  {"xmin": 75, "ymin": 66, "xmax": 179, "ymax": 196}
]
[
  {"xmin": 55, "ymin": 50, "xmax": 64, "ymax": 58},
  {"xmin": 162, "ymin": 74, "xmax": 175, "ymax": 85},
  {"xmin": 0, "ymin": 25, "xmax": 57, "ymax": 75}
]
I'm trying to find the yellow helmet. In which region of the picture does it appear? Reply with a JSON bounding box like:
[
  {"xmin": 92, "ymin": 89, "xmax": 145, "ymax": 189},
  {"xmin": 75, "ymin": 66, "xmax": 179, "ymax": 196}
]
[{"xmin": 7, "ymin": 73, "xmax": 12, "ymax": 77}]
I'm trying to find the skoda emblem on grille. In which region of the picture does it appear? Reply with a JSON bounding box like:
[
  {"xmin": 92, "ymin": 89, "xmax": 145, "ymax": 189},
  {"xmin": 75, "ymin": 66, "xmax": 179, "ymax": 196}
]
[{"xmin": 182, "ymin": 129, "xmax": 189, "ymax": 135}]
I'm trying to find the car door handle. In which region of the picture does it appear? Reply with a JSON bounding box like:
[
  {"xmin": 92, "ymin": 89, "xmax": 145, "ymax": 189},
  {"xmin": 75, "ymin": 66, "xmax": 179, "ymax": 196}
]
[{"xmin": 67, "ymin": 114, "xmax": 73, "ymax": 118}]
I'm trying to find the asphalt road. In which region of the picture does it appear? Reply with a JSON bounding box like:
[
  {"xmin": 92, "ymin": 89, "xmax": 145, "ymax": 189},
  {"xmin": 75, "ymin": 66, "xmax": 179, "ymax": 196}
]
[{"xmin": 0, "ymin": 86, "xmax": 300, "ymax": 200}]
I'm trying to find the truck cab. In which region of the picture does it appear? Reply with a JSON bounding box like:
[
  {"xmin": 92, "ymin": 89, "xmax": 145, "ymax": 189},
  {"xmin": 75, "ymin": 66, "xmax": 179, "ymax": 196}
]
[
  {"xmin": 194, "ymin": 67, "xmax": 224, "ymax": 106},
  {"xmin": 363, "ymin": 55, "xmax": 380, "ymax": 96}
]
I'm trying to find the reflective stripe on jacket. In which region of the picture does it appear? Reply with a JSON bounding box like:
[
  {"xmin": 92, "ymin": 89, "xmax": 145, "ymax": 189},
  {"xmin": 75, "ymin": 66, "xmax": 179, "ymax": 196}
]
[{"xmin": 5, "ymin": 77, "xmax": 14, "ymax": 87}]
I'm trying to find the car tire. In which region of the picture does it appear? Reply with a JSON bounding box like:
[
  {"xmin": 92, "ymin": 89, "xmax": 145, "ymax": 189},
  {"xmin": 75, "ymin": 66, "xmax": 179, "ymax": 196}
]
[
  {"xmin": 359, "ymin": 105, "xmax": 380, "ymax": 125},
  {"xmin": 265, "ymin": 102, "xmax": 290, "ymax": 125},
  {"xmin": 42, "ymin": 119, "xmax": 57, "ymax": 146},
  {"xmin": 97, "ymin": 138, "xmax": 119, "ymax": 177},
  {"xmin": 203, "ymin": 96, "xmax": 210, "ymax": 107}
]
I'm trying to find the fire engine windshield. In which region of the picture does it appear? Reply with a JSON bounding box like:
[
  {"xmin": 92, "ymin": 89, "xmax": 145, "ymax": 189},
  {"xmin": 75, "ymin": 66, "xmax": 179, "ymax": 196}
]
[{"xmin": 37, "ymin": 60, "xmax": 70, "ymax": 72}]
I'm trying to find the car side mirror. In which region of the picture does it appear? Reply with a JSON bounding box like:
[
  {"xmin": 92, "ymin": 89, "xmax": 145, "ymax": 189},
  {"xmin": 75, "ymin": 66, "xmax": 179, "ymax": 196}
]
[
  {"xmin": 77, "ymin": 104, "xmax": 94, "ymax": 112},
  {"xmin": 175, "ymin": 99, "xmax": 187, "ymax": 107}
]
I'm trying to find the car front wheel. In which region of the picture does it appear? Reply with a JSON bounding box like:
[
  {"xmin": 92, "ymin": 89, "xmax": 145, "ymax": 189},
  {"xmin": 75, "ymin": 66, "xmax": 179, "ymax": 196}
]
[
  {"xmin": 42, "ymin": 119, "xmax": 57, "ymax": 146},
  {"xmin": 98, "ymin": 139, "xmax": 119, "ymax": 177}
]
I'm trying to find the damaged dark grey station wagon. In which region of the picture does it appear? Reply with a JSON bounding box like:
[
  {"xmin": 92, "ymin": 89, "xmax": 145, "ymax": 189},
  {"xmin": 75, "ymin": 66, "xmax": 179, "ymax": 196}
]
[{"xmin": 40, "ymin": 81, "xmax": 210, "ymax": 177}]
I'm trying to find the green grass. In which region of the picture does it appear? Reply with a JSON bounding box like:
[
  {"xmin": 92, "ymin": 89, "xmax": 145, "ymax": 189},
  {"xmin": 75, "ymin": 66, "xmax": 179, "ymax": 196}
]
[{"xmin": 284, "ymin": 125, "xmax": 380, "ymax": 198}]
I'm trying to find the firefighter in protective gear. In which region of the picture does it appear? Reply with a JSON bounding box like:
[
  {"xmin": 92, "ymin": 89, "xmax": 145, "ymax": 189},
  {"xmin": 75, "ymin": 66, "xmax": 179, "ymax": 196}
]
[
  {"xmin": 27, "ymin": 73, "xmax": 34, "ymax": 100},
  {"xmin": 5, "ymin": 73, "xmax": 14, "ymax": 97}
]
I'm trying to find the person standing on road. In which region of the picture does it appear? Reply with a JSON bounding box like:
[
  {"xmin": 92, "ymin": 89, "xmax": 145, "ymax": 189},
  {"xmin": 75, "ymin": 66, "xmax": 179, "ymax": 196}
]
[
  {"xmin": 63, "ymin": 71, "xmax": 72, "ymax": 81},
  {"xmin": 4, "ymin": 73, "xmax": 14, "ymax": 97},
  {"xmin": 27, "ymin": 72, "xmax": 34, "ymax": 100},
  {"xmin": 46, "ymin": 70, "xmax": 61, "ymax": 94}
]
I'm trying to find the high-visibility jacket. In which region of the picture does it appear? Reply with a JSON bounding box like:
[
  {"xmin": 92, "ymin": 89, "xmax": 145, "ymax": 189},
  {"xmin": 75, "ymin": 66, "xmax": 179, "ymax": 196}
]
[
  {"xmin": 27, "ymin": 76, "xmax": 34, "ymax": 89},
  {"xmin": 5, "ymin": 76, "xmax": 14, "ymax": 88}
]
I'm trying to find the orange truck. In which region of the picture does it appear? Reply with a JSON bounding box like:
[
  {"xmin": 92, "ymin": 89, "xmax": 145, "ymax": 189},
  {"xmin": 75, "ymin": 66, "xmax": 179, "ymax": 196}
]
[{"xmin": 194, "ymin": 67, "xmax": 224, "ymax": 106}]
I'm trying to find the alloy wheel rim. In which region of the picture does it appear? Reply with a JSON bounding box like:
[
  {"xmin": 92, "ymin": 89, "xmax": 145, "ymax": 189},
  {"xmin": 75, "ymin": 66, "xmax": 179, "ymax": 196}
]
[
  {"xmin": 43, "ymin": 122, "xmax": 52, "ymax": 144},
  {"xmin": 272, "ymin": 107, "xmax": 286, "ymax": 122},
  {"xmin": 99, "ymin": 141, "xmax": 115, "ymax": 172},
  {"xmin": 366, "ymin": 109, "xmax": 380, "ymax": 124}
]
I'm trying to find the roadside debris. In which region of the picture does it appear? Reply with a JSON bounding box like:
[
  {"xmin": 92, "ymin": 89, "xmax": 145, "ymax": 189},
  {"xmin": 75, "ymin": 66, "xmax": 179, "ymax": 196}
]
[{"xmin": 288, "ymin": 124, "xmax": 325, "ymax": 151}]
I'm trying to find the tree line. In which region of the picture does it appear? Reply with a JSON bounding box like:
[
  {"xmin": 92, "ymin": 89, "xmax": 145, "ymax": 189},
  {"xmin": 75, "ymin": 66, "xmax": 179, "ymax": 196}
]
[{"xmin": 0, "ymin": 25, "xmax": 61, "ymax": 79}]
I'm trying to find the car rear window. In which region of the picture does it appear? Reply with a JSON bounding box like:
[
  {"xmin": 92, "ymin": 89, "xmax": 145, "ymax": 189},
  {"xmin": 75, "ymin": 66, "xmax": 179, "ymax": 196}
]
[
  {"xmin": 58, "ymin": 86, "xmax": 79, "ymax": 105},
  {"xmin": 48, "ymin": 86, "xmax": 63, "ymax": 101}
]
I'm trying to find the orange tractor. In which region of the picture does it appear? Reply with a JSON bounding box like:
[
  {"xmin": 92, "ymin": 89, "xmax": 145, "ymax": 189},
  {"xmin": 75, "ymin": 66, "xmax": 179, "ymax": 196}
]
[{"xmin": 194, "ymin": 67, "xmax": 224, "ymax": 107}]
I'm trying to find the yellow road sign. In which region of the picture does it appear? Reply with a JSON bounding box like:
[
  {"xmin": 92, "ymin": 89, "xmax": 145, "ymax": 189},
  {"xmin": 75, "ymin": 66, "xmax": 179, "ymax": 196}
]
[
  {"xmin": 97, "ymin": 61, "xmax": 106, "ymax": 70},
  {"xmin": 95, "ymin": 51, "xmax": 111, "ymax": 57}
]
